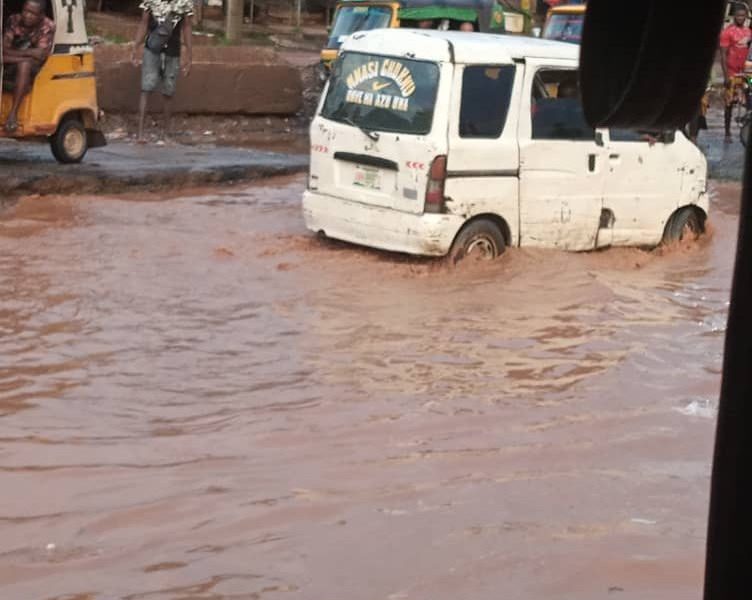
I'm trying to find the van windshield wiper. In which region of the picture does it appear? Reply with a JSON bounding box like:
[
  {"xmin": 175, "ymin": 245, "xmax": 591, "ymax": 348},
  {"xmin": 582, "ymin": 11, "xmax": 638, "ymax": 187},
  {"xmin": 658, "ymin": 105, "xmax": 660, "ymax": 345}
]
[{"xmin": 343, "ymin": 116, "xmax": 380, "ymax": 142}]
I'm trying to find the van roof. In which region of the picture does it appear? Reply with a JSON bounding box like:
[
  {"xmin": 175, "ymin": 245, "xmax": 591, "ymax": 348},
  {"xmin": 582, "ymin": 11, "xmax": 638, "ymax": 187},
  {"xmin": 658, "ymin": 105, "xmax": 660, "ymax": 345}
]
[{"xmin": 341, "ymin": 29, "xmax": 580, "ymax": 64}]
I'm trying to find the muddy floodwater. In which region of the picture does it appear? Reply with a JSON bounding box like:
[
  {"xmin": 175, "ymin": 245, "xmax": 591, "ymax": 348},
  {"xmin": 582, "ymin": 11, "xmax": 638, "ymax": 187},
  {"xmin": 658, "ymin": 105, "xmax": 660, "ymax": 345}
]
[{"xmin": 0, "ymin": 177, "xmax": 739, "ymax": 600}]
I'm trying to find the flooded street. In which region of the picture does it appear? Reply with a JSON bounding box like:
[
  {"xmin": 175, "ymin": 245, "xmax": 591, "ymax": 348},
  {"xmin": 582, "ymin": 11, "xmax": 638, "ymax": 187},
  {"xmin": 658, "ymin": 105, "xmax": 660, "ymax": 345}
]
[{"xmin": 0, "ymin": 176, "xmax": 738, "ymax": 600}]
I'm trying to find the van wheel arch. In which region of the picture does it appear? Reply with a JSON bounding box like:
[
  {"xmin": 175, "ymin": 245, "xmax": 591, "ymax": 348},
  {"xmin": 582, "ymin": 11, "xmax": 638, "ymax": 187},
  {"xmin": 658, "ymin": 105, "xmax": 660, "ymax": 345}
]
[
  {"xmin": 453, "ymin": 214, "xmax": 512, "ymax": 247},
  {"xmin": 662, "ymin": 205, "xmax": 707, "ymax": 244},
  {"xmin": 449, "ymin": 214, "xmax": 512, "ymax": 263}
]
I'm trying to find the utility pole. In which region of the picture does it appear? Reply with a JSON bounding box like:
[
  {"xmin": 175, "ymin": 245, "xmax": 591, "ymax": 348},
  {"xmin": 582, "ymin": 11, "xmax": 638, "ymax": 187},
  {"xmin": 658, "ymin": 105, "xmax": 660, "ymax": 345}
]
[{"xmin": 226, "ymin": 0, "xmax": 243, "ymax": 42}]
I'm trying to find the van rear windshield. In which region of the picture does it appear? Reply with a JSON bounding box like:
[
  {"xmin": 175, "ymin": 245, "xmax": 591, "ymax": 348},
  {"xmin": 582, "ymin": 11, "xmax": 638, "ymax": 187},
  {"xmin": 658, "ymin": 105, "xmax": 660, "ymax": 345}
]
[{"xmin": 321, "ymin": 53, "xmax": 440, "ymax": 135}]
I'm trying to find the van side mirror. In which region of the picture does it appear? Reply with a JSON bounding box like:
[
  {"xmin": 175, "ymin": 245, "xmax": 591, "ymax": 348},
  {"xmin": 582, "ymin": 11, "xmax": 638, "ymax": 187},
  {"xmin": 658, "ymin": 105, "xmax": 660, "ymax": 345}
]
[{"xmin": 595, "ymin": 130, "xmax": 605, "ymax": 146}]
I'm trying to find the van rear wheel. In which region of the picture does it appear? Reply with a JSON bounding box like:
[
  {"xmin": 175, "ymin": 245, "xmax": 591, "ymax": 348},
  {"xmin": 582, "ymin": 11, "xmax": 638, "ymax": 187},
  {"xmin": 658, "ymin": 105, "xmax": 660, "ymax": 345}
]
[
  {"xmin": 50, "ymin": 116, "xmax": 88, "ymax": 164},
  {"xmin": 450, "ymin": 220, "xmax": 506, "ymax": 263}
]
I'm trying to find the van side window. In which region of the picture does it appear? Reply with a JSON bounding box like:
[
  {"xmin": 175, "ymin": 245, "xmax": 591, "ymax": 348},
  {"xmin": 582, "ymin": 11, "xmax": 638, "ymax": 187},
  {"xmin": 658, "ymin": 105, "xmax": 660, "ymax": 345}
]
[
  {"xmin": 531, "ymin": 69, "xmax": 594, "ymax": 141},
  {"xmin": 610, "ymin": 129, "xmax": 647, "ymax": 142},
  {"xmin": 610, "ymin": 129, "xmax": 676, "ymax": 144},
  {"xmin": 459, "ymin": 65, "xmax": 515, "ymax": 138}
]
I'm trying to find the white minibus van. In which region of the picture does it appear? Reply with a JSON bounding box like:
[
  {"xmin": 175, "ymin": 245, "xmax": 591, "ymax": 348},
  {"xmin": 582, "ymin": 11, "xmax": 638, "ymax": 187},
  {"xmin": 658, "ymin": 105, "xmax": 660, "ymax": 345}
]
[{"xmin": 303, "ymin": 29, "xmax": 709, "ymax": 260}]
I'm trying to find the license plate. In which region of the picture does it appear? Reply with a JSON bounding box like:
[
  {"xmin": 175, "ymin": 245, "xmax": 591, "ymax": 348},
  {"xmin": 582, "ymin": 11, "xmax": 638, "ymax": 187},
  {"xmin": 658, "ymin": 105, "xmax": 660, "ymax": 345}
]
[{"xmin": 353, "ymin": 165, "xmax": 381, "ymax": 190}]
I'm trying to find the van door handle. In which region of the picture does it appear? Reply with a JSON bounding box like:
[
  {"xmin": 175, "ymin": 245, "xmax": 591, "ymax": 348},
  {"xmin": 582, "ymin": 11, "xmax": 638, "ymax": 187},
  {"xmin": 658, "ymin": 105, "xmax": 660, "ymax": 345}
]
[
  {"xmin": 609, "ymin": 153, "xmax": 620, "ymax": 161},
  {"xmin": 588, "ymin": 154, "xmax": 596, "ymax": 172}
]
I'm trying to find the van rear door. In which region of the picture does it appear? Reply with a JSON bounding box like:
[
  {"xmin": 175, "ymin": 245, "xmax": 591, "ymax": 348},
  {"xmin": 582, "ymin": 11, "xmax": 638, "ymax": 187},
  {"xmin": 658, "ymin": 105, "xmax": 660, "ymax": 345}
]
[
  {"xmin": 310, "ymin": 51, "xmax": 450, "ymax": 215},
  {"xmin": 444, "ymin": 62, "xmax": 522, "ymax": 243}
]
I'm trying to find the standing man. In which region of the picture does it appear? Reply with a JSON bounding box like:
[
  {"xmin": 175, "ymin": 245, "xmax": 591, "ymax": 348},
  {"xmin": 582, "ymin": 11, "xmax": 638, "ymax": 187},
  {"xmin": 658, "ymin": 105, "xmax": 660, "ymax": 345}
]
[
  {"xmin": 720, "ymin": 3, "xmax": 751, "ymax": 143},
  {"xmin": 131, "ymin": 0, "xmax": 194, "ymax": 142},
  {"xmin": 1, "ymin": 0, "xmax": 55, "ymax": 134}
]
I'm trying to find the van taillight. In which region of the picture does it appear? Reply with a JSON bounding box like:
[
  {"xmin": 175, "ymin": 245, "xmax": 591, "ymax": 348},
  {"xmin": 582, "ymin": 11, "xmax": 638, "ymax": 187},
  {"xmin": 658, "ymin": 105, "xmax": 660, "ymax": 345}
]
[{"xmin": 424, "ymin": 155, "xmax": 447, "ymax": 214}]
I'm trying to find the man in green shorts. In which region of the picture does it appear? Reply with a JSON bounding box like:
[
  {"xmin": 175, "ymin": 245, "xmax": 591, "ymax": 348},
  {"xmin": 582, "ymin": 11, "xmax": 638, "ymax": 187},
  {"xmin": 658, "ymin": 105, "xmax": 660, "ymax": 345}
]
[{"xmin": 131, "ymin": 0, "xmax": 193, "ymax": 142}]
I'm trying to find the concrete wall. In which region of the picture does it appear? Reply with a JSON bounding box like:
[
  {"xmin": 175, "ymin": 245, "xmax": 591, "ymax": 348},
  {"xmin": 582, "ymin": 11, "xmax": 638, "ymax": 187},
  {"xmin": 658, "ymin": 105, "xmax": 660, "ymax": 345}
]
[{"xmin": 94, "ymin": 45, "xmax": 303, "ymax": 115}]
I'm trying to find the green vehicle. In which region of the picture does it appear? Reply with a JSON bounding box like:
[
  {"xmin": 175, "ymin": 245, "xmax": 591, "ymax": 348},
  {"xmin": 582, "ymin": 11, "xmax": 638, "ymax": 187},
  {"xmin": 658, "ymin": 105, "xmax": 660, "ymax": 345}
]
[{"xmin": 320, "ymin": 0, "xmax": 530, "ymax": 68}]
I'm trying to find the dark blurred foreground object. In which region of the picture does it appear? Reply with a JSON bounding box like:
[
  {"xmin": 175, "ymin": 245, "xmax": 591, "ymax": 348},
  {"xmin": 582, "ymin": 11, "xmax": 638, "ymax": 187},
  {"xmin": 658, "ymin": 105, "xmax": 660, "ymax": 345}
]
[
  {"xmin": 579, "ymin": 2, "xmax": 751, "ymax": 600},
  {"xmin": 580, "ymin": 0, "xmax": 725, "ymax": 129}
]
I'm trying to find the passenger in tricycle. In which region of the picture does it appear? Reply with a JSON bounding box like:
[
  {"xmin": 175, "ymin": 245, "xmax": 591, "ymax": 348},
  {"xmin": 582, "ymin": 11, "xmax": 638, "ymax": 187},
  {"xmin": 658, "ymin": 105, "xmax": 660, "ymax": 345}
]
[{"xmin": 2, "ymin": 0, "xmax": 54, "ymax": 133}]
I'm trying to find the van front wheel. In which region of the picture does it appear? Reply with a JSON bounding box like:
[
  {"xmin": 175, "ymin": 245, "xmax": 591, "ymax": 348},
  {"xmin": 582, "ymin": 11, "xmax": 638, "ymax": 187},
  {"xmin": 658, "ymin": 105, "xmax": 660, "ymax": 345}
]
[
  {"xmin": 450, "ymin": 220, "xmax": 506, "ymax": 263},
  {"xmin": 662, "ymin": 207, "xmax": 704, "ymax": 245},
  {"xmin": 50, "ymin": 117, "xmax": 88, "ymax": 164}
]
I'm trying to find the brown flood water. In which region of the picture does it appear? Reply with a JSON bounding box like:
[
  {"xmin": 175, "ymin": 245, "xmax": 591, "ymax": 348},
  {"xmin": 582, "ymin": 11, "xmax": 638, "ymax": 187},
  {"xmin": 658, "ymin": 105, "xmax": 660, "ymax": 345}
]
[{"xmin": 0, "ymin": 177, "xmax": 739, "ymax": 600}]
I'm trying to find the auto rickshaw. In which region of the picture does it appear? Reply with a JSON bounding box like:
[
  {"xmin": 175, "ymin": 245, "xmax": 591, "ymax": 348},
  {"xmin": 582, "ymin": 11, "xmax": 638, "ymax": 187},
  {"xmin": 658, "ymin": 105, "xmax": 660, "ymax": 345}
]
[
  {"xmin": 1, "ymin": 0, "xmax": 105, "ymax": 163},
  {"xmin": 320, "ymin": 0, "xmax": 531, "ymax": 70},
  {"xmin": 541, "ymin": 2, "xmax": 585, "ymax": 43}
]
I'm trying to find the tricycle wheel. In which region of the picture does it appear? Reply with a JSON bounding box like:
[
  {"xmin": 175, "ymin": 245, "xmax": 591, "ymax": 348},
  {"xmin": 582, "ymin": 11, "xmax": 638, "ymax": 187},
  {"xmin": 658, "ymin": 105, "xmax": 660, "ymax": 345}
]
[{"xmin": 50, "ymin": 116, "xmax": 88, "ymax": 164}]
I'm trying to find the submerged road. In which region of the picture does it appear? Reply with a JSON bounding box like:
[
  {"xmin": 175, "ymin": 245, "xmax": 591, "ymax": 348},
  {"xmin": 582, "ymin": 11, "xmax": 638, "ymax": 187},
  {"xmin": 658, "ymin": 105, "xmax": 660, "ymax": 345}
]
[{"xmin": 0, "ymin": 173, "xmax": 737, "ymax": 600}]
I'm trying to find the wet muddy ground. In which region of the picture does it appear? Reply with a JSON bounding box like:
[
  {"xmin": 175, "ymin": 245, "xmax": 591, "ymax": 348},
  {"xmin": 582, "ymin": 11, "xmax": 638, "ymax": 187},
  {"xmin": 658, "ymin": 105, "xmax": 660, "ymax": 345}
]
[
  {"xmin": 0, "ymin": 176, "xmax": 739, "ymax": 600},
  {"xmin": 698, "ymin": 107, "xmax": 745, "ymax": 181}
]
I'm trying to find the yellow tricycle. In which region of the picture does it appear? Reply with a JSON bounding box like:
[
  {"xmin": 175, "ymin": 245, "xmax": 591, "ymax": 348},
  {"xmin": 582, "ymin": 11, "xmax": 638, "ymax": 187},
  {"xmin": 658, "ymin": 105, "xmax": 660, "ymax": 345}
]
[{"xmin": 1, "ymin": 0, "xmax": 105, "ymax": 163}]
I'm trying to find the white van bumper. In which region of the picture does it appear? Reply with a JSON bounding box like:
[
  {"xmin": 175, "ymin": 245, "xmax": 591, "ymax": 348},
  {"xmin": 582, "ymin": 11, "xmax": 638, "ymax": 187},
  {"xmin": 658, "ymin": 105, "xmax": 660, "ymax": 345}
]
[{"xmin": 302, "ymin": 191, "xmax": 463, "ymax": 257}]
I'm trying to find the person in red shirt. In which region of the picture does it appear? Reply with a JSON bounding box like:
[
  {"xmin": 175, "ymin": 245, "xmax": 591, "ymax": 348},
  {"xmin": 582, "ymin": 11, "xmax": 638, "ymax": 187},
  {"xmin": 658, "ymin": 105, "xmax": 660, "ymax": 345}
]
[
  {"xmin": 720, "ymin": 4, "xmax": 752, "ymax": 142},
  {"xmin": 1, "ymin": 0, "xmax": 55, "ymax": 134}
]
